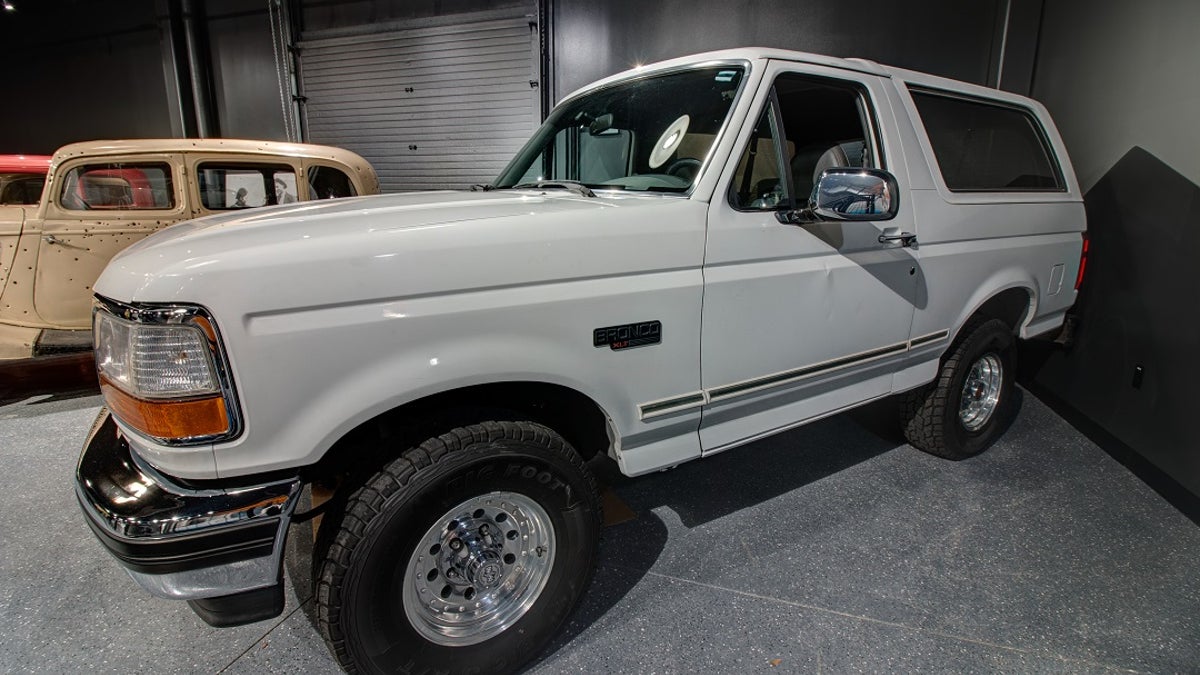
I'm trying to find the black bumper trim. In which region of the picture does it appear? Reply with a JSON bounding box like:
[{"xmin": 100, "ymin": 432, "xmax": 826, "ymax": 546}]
[
  {"xmin": 188, "ymin": 583, "xmax": 286, "ymax": 627},
  {"xmin": 76, "ymin": 411, "xmax": 300, "ymax": 577},
  {"xmin": 78, "ymin": 495, "xmax": 279, "ymax": 574}
]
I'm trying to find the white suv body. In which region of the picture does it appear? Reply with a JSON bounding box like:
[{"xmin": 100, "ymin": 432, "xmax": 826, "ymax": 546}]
[{"xmin": 77, "ymin": 48, "xmax": 1084, "ymax": 672}]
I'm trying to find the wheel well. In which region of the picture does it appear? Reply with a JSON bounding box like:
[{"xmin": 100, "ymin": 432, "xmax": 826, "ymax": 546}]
[
  {"xmin": 306, "ymin": 381, "xmax": 612, "ymax": 484},
  {"xmin": 962, "ymin": 287, "xmax": 1033, "ymax": 337}
]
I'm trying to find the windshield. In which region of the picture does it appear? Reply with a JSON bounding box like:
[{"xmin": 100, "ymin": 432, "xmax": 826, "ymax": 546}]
[{"xmin": 495, "ymin": 65, "xmax": 745, "ymax": 193}]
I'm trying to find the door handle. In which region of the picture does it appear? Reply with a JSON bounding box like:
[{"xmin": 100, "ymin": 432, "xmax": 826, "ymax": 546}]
[
  {"xmin": 43, "ymin": 234, "xmax": 65, "ymax": 246},
  {"xmin": 878, "ymin": 228, "xmax": 917, "ymax": 247}
]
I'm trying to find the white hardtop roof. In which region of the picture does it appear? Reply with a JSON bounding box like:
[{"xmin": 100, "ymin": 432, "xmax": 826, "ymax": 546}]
[{"xmin": 560, "ymin": 47, "xmax": 1044, "ymax": 110}]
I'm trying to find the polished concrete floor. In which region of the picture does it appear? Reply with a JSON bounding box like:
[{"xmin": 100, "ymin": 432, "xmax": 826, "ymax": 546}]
[{"xmin": 1, "ymin": 390, "xmax": 1197, "ymax": 673}]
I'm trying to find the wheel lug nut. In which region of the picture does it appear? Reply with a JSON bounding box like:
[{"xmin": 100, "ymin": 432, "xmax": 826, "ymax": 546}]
[
  {"xmin": 449, "ymin": 538, "xmax": 463, "ymax": 551},
  {"xmin": 479, "ymin": 524, "xmax": 489, "ymax": 536}
]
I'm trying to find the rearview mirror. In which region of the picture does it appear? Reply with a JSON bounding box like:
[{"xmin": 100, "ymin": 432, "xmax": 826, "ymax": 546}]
[{"xmin": 588, "ymin": 113, "xmax": 614, "ymax": 136}]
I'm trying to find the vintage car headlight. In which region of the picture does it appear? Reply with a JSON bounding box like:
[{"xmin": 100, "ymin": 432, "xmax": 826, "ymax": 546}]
[{"xmin": 93, "ymin": 299, "xmax": 241, "ymax": 444}]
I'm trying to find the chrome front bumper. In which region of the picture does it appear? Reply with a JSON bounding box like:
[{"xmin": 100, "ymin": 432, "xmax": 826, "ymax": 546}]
[{"xmin": 75, "ymin": 410, "xmax": 302, "ymax": 624}]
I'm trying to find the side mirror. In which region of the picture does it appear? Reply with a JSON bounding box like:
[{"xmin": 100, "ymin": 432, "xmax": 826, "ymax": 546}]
[{"xmin": 778, "ymin": 168, "xmax": 899, "ymax": 224}]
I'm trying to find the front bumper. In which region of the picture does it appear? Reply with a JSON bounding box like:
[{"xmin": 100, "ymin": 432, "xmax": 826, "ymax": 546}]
[{"xmin": 75, "ymin": 410, "xmax": 302, "ymax": 625}]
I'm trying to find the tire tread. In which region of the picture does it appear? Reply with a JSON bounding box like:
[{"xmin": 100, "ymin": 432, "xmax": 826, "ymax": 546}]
[
  {"xmin": 316, "ymin": 420, "xmax": 600, "ymax": 674},
  {"xmin": 900, "ymin": 317, "xmax": 1011, "ymax": 460}
]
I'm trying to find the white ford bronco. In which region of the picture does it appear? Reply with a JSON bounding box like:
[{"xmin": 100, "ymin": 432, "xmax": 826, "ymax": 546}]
[{"xmin": 76, "ymin": 49, "xmax": 1085, "ymax": 674}]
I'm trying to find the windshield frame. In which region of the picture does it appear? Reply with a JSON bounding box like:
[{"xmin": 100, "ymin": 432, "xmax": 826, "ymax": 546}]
[{"xmin": 493, "ymin": 58, "xmax": 754, "ymax": 198}]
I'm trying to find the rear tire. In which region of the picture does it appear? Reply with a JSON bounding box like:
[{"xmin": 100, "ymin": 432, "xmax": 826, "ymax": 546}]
[
  {"xmin": 900, "ymin": 318, "xmax": 1016, "ymax": 459},
  {"xmin": 316, "ymin": 421, "xmax": 601, "ymax": 675}
]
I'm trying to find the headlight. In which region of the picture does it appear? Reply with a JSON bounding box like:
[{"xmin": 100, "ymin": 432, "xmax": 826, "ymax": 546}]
[
  {"xmin": 92, "ymin": 299, "xmax": 240, "ymax": 444},
  {"xmin": 94, "ymin": 312, "xmax": 219, "ymax": 399}
]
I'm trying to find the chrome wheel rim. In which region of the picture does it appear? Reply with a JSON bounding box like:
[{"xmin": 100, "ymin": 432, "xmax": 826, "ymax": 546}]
[
  {"xmin": 959, "ymin": 352, "xmax": 1004, "ymax": 431},
  {"xmin": 403, "ymin": 491, "xmax": 555, "ymax": 646}
]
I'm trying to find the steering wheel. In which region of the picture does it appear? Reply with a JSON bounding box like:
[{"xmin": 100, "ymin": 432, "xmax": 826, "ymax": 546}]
[{"xmin": 664, "ymin": 157, "xmax": 702, "ymax": 182}]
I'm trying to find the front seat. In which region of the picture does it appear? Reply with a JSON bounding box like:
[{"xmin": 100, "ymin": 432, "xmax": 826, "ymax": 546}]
[{"xmin": 791, "ymin": 143, "xmax": 850, "ymax": 204}]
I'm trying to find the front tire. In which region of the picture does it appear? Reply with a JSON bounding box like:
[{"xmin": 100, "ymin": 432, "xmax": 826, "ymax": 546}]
[
  {"xmin": 317, "ymin": 421, "xmax": 601, "ymax": 674},
  {"xmin": 901, "ymin": 318, "xmax": 1017, "ymax": 459}
]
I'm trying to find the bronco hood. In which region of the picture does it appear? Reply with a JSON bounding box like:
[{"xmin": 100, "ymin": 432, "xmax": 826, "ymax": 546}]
[
  {"xmin": 94, "ymin": 188, "xmax": 703, "ymax": 311},
  {"xmin": 115, "ymin": 190, "xmax": 630, "ymax": 256}
]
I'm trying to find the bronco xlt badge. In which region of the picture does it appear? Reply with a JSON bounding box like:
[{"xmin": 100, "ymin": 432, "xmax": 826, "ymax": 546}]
[{"xmin": 594, "ymin": 321, "xmax": 662, "ymax": 351}]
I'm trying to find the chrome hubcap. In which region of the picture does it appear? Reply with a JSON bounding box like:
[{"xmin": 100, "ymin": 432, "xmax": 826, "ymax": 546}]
[
  {"xmin": 959, "ymin": 352, "xmax": 1003, "ymax": 431},
  {"xmin": 403, "ymin": 491, "xmax": 555, "ymax": 646}
]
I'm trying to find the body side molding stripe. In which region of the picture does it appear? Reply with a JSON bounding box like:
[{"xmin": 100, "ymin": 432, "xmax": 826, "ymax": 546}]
[
  {"xmin": 636, "ymin": 328, "xmax": 950, "ymax": 420},
  {"xmin": 909, "ymin": 329, "xmax": 950, "ymax": 347},
  {"xmin": 707, "ymin": 341, "xmax": 908, "ymax": 402},
  {"xmin": 638, "ymin": 392, "xmax": 708, "ymax": 420}
]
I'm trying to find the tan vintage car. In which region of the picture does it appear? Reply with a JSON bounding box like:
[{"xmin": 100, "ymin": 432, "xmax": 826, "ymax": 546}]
[{"xmin": 0, "ymin": 139, "xmax": 379, "ymax": 359}]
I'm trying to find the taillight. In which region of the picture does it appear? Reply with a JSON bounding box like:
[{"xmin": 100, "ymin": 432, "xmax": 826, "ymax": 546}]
[{"xmin": 1074, "ymin": 232, "xmax": 1089, "ymax": 290}]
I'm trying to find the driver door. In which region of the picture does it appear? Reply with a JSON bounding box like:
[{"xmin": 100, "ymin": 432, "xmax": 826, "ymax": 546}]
[{"xmin": 699, "ymin": 63, "xmax": 921, "ymax": 452}]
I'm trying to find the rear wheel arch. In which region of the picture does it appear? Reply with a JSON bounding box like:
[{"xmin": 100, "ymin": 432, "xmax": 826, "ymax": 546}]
[{"xmin": 954, "ymin": 285, "xmax": 1034, "ymax": 341}]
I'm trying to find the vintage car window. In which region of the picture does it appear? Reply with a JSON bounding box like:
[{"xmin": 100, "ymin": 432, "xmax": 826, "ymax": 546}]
[
  {"xmin": 495, "ymin": 66, "xmax": 745, "ymax": 192},
  {"xmin": 0, "ymin": 173, "xmax": 46, "ymax": 204},
  {"xmin": 58, "ymin": 163, "xmax": 174, "ymax": 210},
  {"xmin": 198, "ymin": 163, "xmax": 299, "ymax": 209},
  {"xmin": 910, "ymin": 89, "xmax": 1064, "ymax": 191},
  {"xmin": 308, "ymin": 165, "xmax": 357, "ymax": 199}
]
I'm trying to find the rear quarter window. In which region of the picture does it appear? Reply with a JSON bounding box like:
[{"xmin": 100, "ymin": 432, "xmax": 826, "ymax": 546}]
[
  {"xmin": 197, "ymin": 163, "xmax": 298, "ymax": 210},
  {"xmin": 910, "ymin": 89, "xmax": 1064, "ymax": 192}
]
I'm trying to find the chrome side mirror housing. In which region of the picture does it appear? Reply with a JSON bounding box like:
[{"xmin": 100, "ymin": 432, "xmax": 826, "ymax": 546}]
[{"xmin": 778, "ymin": 168, "xmax": 899, "ymax": 224}]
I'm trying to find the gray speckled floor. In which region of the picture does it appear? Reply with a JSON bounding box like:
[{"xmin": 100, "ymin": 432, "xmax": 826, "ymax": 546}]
[{"xmin": 1, "ymin": 390, "xmax": 1196, "ymax": 674}]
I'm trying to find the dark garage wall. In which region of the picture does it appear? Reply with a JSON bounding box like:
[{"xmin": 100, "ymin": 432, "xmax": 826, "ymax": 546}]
[
  {"xmin": 207, "ymin": 0, "xmax": 292, "ymax": 140},
  {"xmin": 0, "ymin": 0, "xmax": 292, "ymax": 152},
  {"xmin": 550, "ymin": 0, "xmax": 1040, "ymax": 100},
  {"xmin": 1027, "ymin": 0, "xmax": 1200, "ymax": 498},
  {"xmin": 300, "ymin": 0, "xmax": 529, "ymax": 32},
  {"xmin": 0, "ymin": 3, "xmax": 175, "ymax": 154}
]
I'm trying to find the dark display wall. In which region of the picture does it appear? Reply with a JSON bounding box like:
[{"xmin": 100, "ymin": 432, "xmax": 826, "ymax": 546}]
[
  {"xmin": 1027, "ymin": 0, "xmax": 1200, "ymax": 499},
  {"xmin": 0, "ymin": 3, "xmax": 176, "ymax": 153},
  {"xmin": 0, "ymin": 0, "xmax": 291, "ymax": 153},
  {"xmin": 550, "ymin": 0, "xmax": 1043, "ymax": 100},
  {"xmin": 207, "ymin": 0, "xmax": 294, "ymax": 140},
  {"xmin": 300, "ymin": 0, "xmax": 526, "ymax": 31}
]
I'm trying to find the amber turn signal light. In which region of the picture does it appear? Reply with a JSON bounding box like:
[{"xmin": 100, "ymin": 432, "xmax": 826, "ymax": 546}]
[{"xmin": 100, "ymin": 377, "xmax": 230, "ymax": 440}]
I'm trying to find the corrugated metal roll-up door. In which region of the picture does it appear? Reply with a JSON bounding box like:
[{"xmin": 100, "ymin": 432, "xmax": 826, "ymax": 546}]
[{"xmin": 300, "ymin": 8, "xmax": 540, "ymax": 192}]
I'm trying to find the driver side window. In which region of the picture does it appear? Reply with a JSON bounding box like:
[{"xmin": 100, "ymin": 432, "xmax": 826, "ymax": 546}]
[{"xmin": 730, "ymin": 73, "xmax": 881, "ymax": 210}]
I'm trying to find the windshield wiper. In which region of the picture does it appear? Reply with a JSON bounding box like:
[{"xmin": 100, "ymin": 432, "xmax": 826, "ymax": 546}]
[
  {"xmin": 470, "ymin": 184, "xmax": 496, "ymax": 191},
  {"xmin": 510, "ymin": 180, "xmax": 596, "ymax": 198}
]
